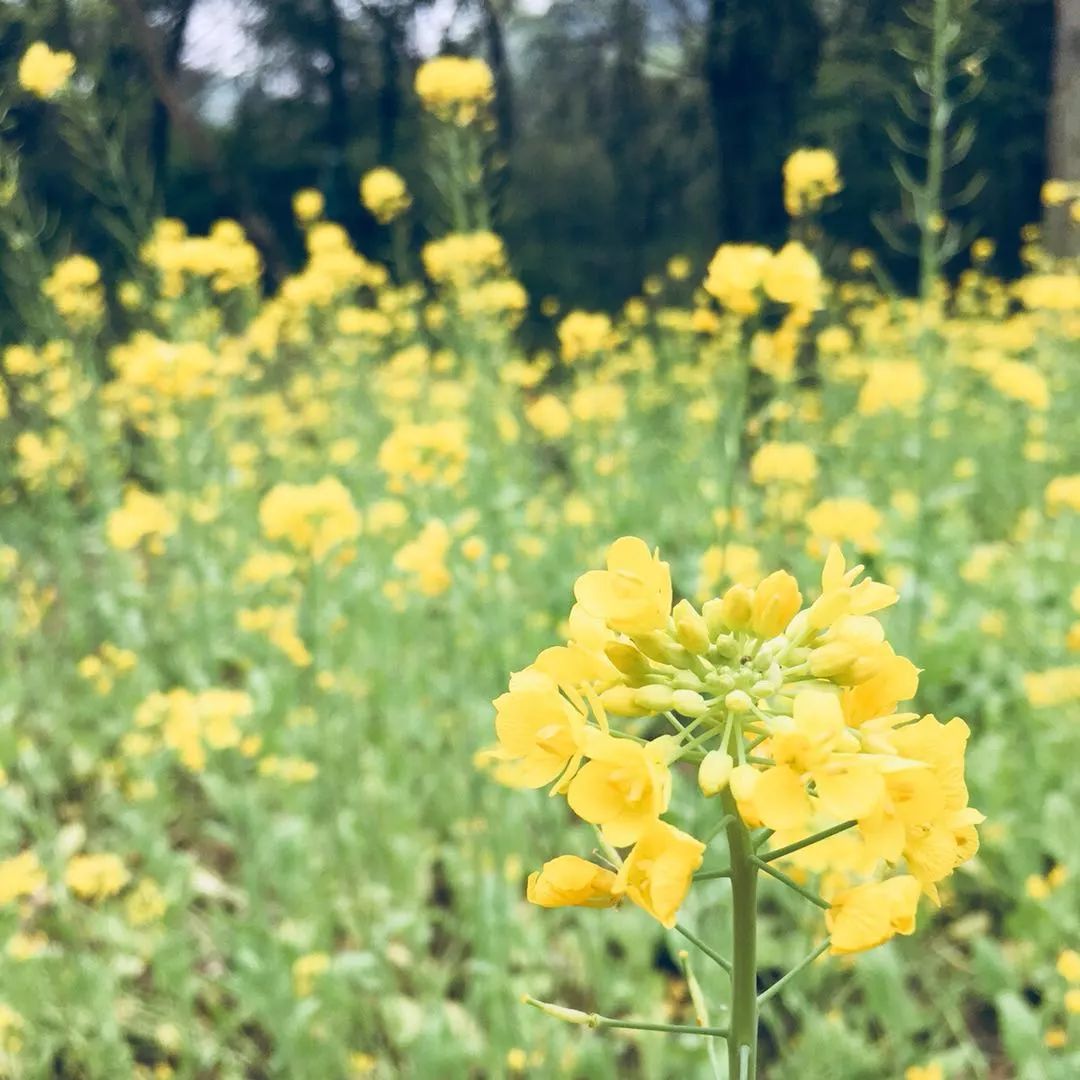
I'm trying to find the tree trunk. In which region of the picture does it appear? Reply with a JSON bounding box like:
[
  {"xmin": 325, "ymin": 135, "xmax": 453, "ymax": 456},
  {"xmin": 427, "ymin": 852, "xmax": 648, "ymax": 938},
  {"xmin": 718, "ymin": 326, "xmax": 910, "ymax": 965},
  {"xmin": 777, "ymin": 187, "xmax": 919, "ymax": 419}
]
[
  {"xmin": 318, "ymin": 0, "xmax": 354, "ymax": 224},
  {"xmin": 371, "ymin": 8, "xmax": 403, "ymax": 165},
  {"xmin": 1046, "ymin": 0, "xmax": 1080, "ymax": 254},
  {"xmin": 113, "ymin": 0, "xmax": 288, "ymax": 280},
  {"xmin": 609, "ymin": 0, "xmax": 647, "ymax": 292},
  {"xmin": 150, "ymin": 0, "xmax": 197, "ymax": 188}
]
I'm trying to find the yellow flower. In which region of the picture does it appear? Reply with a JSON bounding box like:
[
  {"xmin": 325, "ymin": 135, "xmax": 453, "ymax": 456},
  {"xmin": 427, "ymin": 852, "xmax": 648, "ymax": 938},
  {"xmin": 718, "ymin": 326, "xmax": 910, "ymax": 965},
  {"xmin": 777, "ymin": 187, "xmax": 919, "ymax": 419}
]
[
  {"xmin": 567, "ymin": 732, "xmax": 673, "ymax": 846},
  {"xmin": 415, "ymin": 56, "xmax": 494, "ymax": 123},
  {"xmin": 857, "ymin": 360, "xmax": 926, "ymax": 416},
  {"xmin": 762, "ymin": 242, "xmax": 822, "ymax": 311},
  {"xmin": 615, "ymin": 820, "xmax": 705, "ymax": 927},
  {"xmin": 747, "ymin": 691, "xmax": 886, "ymax": 831},
  {"xmin": 526, "ymin": 855, "xmax": 620, "ymax": 909},
  {"xmin": 808, "ymin": 545, "xmax": 898, "ymax": 630},
  {"xmin": 806, "ymin": 497, "xmax": 882, "ymax": 554},
  {"xmin": 360, "ymin": 167, "xmax": 412, "ymax": 225},
  {"xmin": 292, "ymin": 952, "xmax": 330, "ymax": 997},
  {"xmin": 750, "ymin": 442, "xmax": 818, "ymax": 487},
  {"xmin": 749, "ymin": 570, "xmax": 802, "ymax": 639},
  {"xmin": 492, "ymin": 670, "xmax": 586, "ymax": 789},
  {"xmin": 558, "ymin": 311, "xmax": 613, "ymax": 363},
  {"xmin": 525, "ymin": 393, "xmax": 572, "ymax": 439},
  {"xmin": 259, "ymin": 477, "xmax": 361, "ymax": 560},
  {"xmin": 905, "ymin": 1064, "xmax": 944, "ymax": 1080},
  {"xmin": 65, "ymin": 853, "xmax": 130, "ymax": 901},
  {"xmin": 18, "ymin": 42, "xmax": 75, "ymax": 99},
  {"xmin": 783, "ymin": 148, "xmax": 841, "ymax": 216},
  {"xmin": 703, "ymin": 243, "xmax": 772, "ymax": 315},
  {"xmin": 292, "ymin": 189, "xmax": 324, "ymax": 223},
  {"xmin": 0, "ymin": 851, "xmax": 46, "ymax": 905},
  {"xmin": 106, "ymin": 488, "xmax": 176, "ymax": 552},
  {"xmin": 826, "ymin": 875, "xmax": 920, "ymax": 954},
  {"xmin": 1057, "ymin": 949, "xmax": 1080, "ymax": 983},
  {"xmin": 1041, "ymin": 179, "xmax": 1070, "ymax": 207},
  {"xmin": 574, "ymin": 536, "xmax": 672, "ymax": 636}
]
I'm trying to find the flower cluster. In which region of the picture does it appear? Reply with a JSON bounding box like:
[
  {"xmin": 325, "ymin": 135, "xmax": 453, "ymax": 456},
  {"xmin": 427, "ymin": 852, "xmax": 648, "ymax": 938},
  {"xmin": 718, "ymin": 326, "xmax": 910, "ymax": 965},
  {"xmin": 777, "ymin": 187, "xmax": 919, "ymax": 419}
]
[
  {"xmin": 487, "ymin": 536, "xmax": 981, "ymax": 952},
  {"xmin": 783, "ymin": 148, "xmax": 842, "ymax": 216},
  {"xmin": 414, "ymin": 56, "xmax": 494, "ymax": 125},
  {"xmin": 360, "ymin": 167, "xmax": 413, "ymax": 225},
  {"xmin": 42, "ymin": 255, "xmax": 105, "ymax": 328},
  {"xmin": 259, "ymin": 477, "xmax": 361, "ymax": 562},
  {"xmin": 704, "ymin": 241, "xmax": 822, "ymax": 320},
  {"xmin": 18, "ymin": 42, "xmax": 75, "ymax": 99}
]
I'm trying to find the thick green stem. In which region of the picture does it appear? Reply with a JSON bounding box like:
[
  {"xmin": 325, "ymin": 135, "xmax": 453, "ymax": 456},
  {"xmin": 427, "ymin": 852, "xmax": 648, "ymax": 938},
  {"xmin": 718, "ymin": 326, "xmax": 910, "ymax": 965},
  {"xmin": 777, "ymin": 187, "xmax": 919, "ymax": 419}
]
[
  {"xmin": 918, "ymin": 0, "xmax": 949, "ymax": 302},
  {"xmin": 720, "ymin": 787, "xmax": 758, "ymax": 1079}
]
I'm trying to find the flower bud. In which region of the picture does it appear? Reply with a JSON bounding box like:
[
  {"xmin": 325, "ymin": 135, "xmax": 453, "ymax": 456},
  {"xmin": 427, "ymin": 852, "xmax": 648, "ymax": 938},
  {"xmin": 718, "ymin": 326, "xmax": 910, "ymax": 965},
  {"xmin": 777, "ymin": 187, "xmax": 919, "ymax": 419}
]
[
  {"xmin": 672, "ymin": 689, "xmax": 707, "ymax": 717},
  {"xmin": 750, "ymin": 571, "xmax": 802, "ymax": 639},
  {"xmin": 720, "ymin": 584, "xmax": 754, "ymax": 631},
  {"xmin": 673, "ymin": 599, "xmax": 711, "ymax": 654},
  {"xmin": 523, "ymin": 996, "xmax": 594, "ymax": 1026},
  {"xmin": 632, "ymin": 630, "xmax": 691, "ymax": 667},
  {"xmin": 599, "ymin": 685, "xmax": 652, "ymax": 718},
  {"xmin": 604, "ymin": 641, "xmax": 652, "ymax": 682},
  {"xmin": 712, "ymin": 633, "xmax": 740, "ymax": 659},
  {"xmin": 725, "ymin": 689, "xmax": 753, "ymax": 713},
  {"xmin": 698, "ymin": 750, "xmax": 734, "ymax": 796},
  {"xmin": 702, "ymin": 597, "xmax": 727, "ymax": 639},
  {"xmin": 634, "ymin": 684, "xmax": 676, "ymax": 713}
]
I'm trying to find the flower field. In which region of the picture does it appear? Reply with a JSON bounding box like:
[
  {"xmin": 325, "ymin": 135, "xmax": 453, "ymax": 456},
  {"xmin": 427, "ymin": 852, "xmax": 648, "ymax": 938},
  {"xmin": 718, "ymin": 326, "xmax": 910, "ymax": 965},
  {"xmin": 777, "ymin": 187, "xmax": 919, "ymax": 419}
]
[{"xmin": 2, "ymin": 41, "xmax": 1080, "ymax": 1080}]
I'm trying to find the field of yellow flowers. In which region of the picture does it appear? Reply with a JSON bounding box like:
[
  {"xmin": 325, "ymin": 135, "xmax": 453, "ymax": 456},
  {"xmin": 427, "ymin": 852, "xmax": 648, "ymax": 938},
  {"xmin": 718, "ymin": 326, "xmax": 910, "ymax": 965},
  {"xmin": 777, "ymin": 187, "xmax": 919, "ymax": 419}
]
[{"xmin": 1, "ymin": 44, "xmax": 1080, "ymax": 1080}]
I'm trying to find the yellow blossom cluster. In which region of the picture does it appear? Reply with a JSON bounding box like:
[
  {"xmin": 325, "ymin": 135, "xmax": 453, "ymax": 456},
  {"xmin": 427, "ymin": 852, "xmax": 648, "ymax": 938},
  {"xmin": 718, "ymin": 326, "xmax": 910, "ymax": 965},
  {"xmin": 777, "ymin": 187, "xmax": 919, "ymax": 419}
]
[
  {"xmin": 259, "ymin": 477, "xmax": 361, "ymax": 561},
  {"xmin": 106, "ymin": 488, "xmax": 177, "ymax": 553},
  {"xmin": 0, "ymin": 852, "xmax": 47, "ymax": 905},
  {"xmin": 65, "ymin": 854, "xmax": 130, "ymax": 901},
  {"xmin": 704, "ymin": 241, "xmax": 822, "ymax": 320},
  {"xmin": 487, "ymin": 537, "xmax": 980, "ymax": 951},
  {"xmin": 783, "ymin": 148, "xmax": 842, "ymax": 216},
  {"xmin": 18, "ymin": 42, "xmax": 75, "ymax": 99},
  {"xmin": 557, "ymin": 311, "xmax": 615, "ymax": 364},
  {"xmin": 414, "ymin": 56, "xmax": 494, "ymax": 124},
  {"xmin": 140, "ymin": 218, "xmax": 262, "ymax": 297},
  {"xmin": 360, "ymin": 167, "xmax": 412, "ymax": 225},
  {"xmin": 132, "ymin": 687, "xmax": 255, "ymax": 772},
  {"xmin": 42, "ymin": 255, "xmax": 105, "ymax": 327}
]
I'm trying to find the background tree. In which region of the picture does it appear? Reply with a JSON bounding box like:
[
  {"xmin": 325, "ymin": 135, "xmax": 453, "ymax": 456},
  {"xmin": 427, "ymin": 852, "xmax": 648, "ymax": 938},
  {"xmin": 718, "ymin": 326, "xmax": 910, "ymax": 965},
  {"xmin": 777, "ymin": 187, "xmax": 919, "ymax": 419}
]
[{"xmin": 0, "ymin": 0, "xmax": 1062, "ymax": 334}]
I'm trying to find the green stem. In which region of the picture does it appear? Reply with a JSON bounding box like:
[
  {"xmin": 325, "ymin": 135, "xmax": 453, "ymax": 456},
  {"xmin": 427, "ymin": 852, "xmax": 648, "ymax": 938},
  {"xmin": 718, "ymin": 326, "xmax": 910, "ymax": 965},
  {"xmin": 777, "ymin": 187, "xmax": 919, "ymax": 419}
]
[
  {"xmin": 523, "ymin": 997, "xmax": 728, "ymax": 1039},
  {"xmin": 674, "ymin": 922, "xmax": 732, "ymax": 975},
  {"xmin": 694, "ymin": 866, "xmax": 731, "ymax": 882},
  {"xmin": 720, "ymin": 784, "xmax": 758, "ymax": 1079},
  {"xmin": 758, "ymin": 820, "xmax": 856, "ymax": 863},
  {"xmin": 757, "ymin": 938, "xmax": 831, "ymax": 1008},
  {"xmin": 919, "ymin": 0, "xmax": 949, "ymax": 302},
  {"xmin": 753, "ymin": 857, "xmax": 830, "ymax": 910},
  {"xmin": 592, "ymin": 1017, "xmax": 729, "ymax": 1038}
]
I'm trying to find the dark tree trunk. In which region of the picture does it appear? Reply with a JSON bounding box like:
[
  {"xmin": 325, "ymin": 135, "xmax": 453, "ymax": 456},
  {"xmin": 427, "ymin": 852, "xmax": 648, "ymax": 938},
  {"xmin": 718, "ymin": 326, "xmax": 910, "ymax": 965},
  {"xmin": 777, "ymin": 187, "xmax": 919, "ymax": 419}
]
[
  {"xmin": 318, "ymin": 0, "xmax": 354, "ymax": 223},
  {"xmin": 150, "ymin": 0, "xmax": 197, "ymax": 188},
  {"xmin": 372, "ymin": 8, "xmax": 404, "ymax": 165},
  {"xmin": 704, "ymin": 0, "xmax": 822, "ymax": 243},
  {"xmin": 1047, "ymin": 0, "xmax": 1080, "ymax": 254},
  {"xmin": 609, "ymin": 0, "xmax": 647, "ymax": 292}
]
